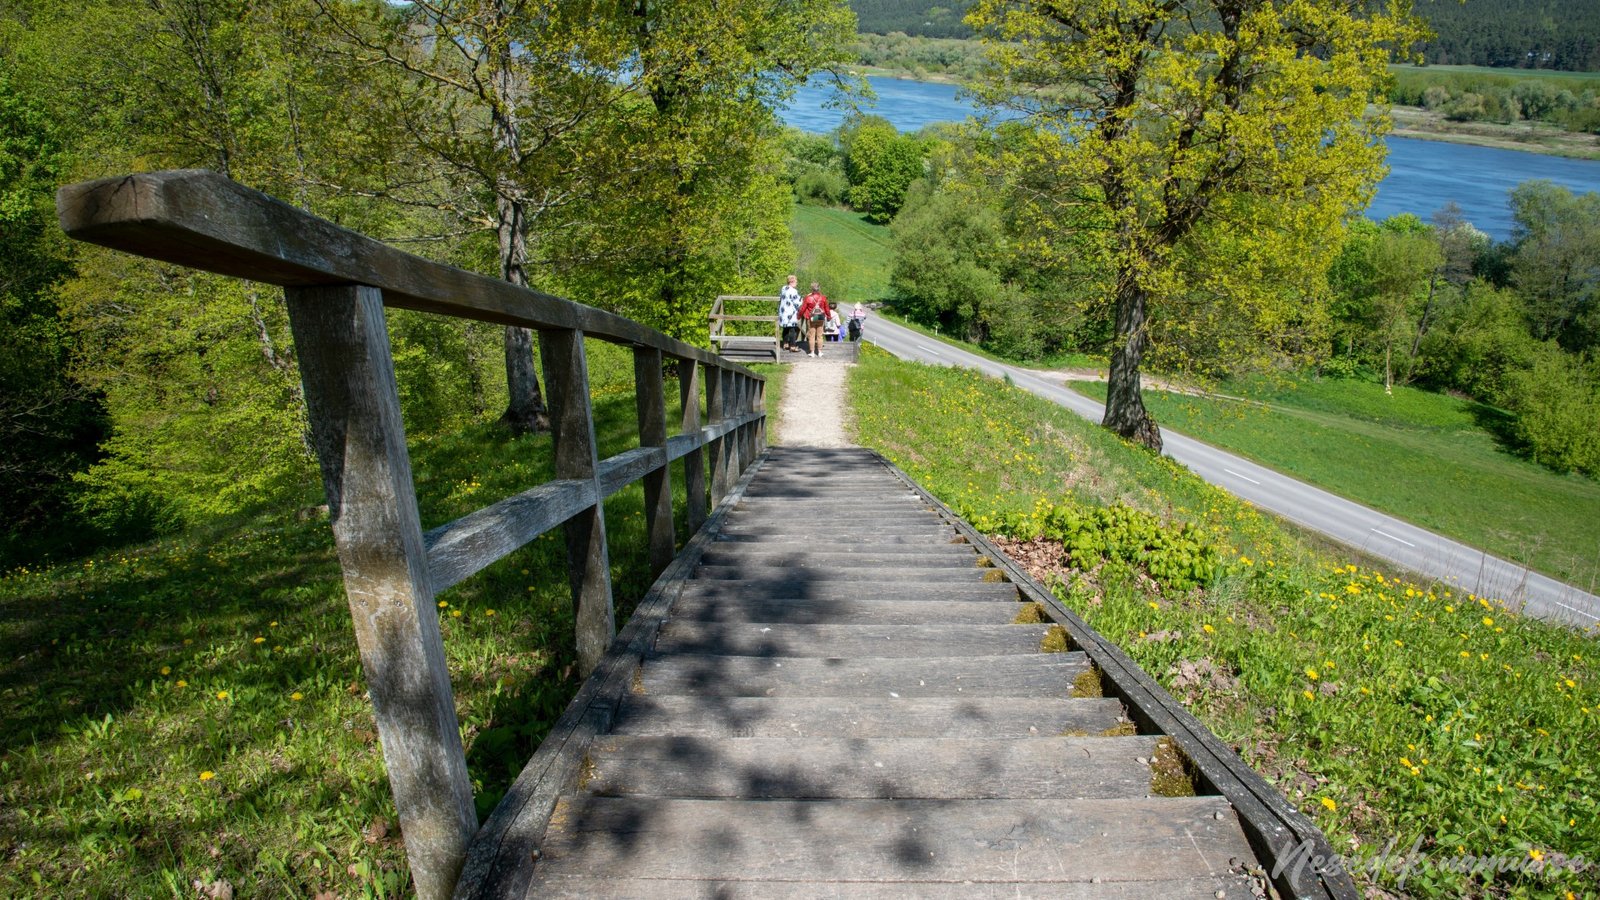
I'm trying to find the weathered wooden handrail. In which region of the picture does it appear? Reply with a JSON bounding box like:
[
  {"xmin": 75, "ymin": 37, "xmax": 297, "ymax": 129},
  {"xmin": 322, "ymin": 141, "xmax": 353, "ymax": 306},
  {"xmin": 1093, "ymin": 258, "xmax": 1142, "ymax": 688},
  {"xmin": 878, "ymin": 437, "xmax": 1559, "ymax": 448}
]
[{"xmin": 56, "ymin": 170, "xmax": 766, "ymax": 900}]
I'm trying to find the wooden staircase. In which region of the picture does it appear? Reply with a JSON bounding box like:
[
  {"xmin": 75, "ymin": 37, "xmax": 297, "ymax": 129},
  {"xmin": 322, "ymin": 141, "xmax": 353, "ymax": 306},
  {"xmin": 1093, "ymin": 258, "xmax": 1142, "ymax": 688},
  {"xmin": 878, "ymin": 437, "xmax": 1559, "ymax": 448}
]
[{"xmin": 522, "ymin": 448, "xmax": 1264, "ymax": 898}]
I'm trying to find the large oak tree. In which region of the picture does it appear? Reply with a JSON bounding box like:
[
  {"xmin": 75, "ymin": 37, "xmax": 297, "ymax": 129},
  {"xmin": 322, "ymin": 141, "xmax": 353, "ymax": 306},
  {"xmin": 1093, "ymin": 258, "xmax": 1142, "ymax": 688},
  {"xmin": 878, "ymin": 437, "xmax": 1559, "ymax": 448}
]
[{"xmin": 968, "ymin": 0, "xmax": 1427, "ymax": 450}]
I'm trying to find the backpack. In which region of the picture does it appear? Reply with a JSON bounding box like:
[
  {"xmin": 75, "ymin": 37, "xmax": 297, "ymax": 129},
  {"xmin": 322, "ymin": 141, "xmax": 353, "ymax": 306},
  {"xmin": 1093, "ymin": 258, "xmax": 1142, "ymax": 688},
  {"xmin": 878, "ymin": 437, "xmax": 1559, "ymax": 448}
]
[{"xmin": 806, "ymin": 295, "xmax": 826, "ymax": 323}]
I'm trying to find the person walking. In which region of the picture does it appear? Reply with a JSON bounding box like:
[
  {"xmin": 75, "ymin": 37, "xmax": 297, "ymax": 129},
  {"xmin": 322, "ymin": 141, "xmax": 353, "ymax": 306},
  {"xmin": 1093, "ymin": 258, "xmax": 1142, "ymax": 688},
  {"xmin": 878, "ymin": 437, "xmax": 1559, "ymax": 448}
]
[
  {"xmin": 778, "ymin": 275, "xmax": 802, "ymax": 352},
  {"xmin": 799, "ymin": 283, "xmax": 830, "ymax": 358},
  {"xmin": 848, "ymin": 302, "xmax": 867, "ymax": 341}
]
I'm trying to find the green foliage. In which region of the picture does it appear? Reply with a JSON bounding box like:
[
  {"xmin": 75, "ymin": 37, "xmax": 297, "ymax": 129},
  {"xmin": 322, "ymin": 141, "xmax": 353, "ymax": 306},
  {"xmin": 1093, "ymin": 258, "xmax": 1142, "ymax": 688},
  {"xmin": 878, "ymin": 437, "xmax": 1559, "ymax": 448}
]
[
  {"xmin": 1507, "ymin": 182, "xmax": 1600, "ymax": 353},
  {"xmin": 841, "ymin": 115, "xmax": 925, "ymax": 223},
  {"xmin": 783, "ymin": 130, "xmax": 852, "ymax": 205},
  {"xmin": 1415, "ymin": 281, "xmax": 1538, "ymax": 401},
  {"xmin": 58, "ymin": 255, "xmax": 318, "ymax": 532},
  {"xmin": 1503, "ymin": 346, "xmax": 1600, "ymax": 477},
  {"xmin": 888, "ymin": 181, "xmax": 1004, "ymax": 337},
  {"xmin": 0, "ymin": 75, "xmax": 106, "ymax": 558},
  {"xmin": 967, "ymin": 499, "xmax": 1227, "ymax": 594},
  {"xmin": 848, "ymin": 32, "xmax": 985, "ymax": 79}
]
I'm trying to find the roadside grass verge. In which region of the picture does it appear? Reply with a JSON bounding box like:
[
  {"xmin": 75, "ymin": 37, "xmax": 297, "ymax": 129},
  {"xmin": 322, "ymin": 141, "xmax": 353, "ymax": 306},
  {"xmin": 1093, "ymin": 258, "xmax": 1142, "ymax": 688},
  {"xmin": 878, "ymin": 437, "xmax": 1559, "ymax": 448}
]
[
  {"xmin": 1069, "ymin": 376, "xmax": 1600, "ymax": 592},
  {"xmin": 0, "ymin": 342, "xmax": 764, "ymax": 897},
  {"xmin": 851, "ymin": 345, "xmax": 1600, "ymax": 899}
]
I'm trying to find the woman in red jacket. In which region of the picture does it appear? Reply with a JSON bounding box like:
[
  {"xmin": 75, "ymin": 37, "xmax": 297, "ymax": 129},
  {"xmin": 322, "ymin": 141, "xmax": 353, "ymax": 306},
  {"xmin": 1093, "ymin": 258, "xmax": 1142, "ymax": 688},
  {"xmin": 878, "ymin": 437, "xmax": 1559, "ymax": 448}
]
[{"xmin": 798, "ymin": 283, "xmax": 830, "ymax": 358}]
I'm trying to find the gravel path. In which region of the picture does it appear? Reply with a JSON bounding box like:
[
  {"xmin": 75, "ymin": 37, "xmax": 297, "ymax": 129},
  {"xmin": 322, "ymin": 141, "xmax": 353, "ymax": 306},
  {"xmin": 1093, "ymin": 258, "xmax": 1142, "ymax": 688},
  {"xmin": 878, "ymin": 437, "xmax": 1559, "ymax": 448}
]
[{"xmin": 775, "ymin": 357, "xmax": 853, "ymax": 448}]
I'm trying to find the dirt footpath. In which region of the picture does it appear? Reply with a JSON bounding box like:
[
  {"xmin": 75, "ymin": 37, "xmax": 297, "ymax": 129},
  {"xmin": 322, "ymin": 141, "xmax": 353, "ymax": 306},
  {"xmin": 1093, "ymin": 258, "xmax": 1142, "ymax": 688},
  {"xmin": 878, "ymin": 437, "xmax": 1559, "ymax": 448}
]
[{"xmin": 775, "ymin": 357, "xmax": 853, "ymax": 448}]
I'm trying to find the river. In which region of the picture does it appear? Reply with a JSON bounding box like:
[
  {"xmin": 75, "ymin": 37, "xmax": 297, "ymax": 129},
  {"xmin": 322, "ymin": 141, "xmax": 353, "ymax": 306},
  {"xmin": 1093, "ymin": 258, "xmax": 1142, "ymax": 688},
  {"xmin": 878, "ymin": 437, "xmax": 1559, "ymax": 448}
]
[{"xmin": 779, "ymin": 76, "xmax": 1600, "ymax": 240}]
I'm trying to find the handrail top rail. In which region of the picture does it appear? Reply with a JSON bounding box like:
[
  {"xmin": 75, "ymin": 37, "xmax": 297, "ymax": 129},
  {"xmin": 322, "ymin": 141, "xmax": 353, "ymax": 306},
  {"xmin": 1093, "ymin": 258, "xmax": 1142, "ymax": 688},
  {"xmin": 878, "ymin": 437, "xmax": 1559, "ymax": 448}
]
[
  {"xmin": 714, "ymin": 294, "xmax": 779, "ymax": 303},
  {"xmin": 57, "ymin": 170, "xmax": 760, "ymax": 380}
]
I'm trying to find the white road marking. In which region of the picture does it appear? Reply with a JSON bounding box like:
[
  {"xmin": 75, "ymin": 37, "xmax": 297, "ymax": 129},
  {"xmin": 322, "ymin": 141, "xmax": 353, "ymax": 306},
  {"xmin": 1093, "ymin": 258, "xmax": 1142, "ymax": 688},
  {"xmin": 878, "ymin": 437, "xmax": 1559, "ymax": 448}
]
[
  {"xmin": 1222, "ymin": 468, "xmax": 1262, "ymax": 486},
  {"xmin": 915, "ymin": 344, "xmax": 941, "ymax": 355},
  {"xmin": 1549, "ymin": 600, "xmax": 1600, "ymax": 622},
  {"xmin": 1370, "ymin": 528, "xmax": 1416, "ymax": 548}
]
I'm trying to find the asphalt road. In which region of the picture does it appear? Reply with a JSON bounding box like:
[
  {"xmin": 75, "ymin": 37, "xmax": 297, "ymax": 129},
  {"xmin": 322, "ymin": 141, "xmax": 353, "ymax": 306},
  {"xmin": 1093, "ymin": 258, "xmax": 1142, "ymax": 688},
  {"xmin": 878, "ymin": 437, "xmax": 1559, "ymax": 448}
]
[{"xmin": 863, "ymin": 316, "xmax": 1600, "ymax": 631}]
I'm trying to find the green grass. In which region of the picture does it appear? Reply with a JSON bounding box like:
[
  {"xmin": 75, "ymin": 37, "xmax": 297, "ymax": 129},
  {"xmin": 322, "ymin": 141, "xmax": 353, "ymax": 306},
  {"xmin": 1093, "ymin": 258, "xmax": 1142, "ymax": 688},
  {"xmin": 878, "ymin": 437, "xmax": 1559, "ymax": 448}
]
[
  {"xmin": 0, "ymin": 341, "xmax": 765, "ymax": 897},
  {"xmin": 1068, "ymin": 376, "xmax": 1600, "ymax": 592},
  {"xmin": 851, "ymin": 345, "xmax": 1600, "ymax": 899},
  {"xmin": 789, "ymin": 204, "xmax": 894, "ymax": 306}
]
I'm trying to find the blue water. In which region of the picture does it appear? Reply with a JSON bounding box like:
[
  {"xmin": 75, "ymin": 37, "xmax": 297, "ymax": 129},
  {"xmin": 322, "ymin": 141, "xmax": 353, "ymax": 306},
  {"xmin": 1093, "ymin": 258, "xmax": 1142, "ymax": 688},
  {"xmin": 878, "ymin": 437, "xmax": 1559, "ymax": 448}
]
[{"xmin": 780, "ymin": 76, "xmax": 1600, "ymax": 240}]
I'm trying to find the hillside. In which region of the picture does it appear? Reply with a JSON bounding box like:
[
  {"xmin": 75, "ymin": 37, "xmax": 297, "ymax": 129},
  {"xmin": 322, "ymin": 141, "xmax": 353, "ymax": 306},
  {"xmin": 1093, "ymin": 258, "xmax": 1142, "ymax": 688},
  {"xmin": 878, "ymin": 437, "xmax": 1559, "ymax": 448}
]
[{"xmin": 852, "ymin": 0, "xmax": 1600, "ymax": 71}]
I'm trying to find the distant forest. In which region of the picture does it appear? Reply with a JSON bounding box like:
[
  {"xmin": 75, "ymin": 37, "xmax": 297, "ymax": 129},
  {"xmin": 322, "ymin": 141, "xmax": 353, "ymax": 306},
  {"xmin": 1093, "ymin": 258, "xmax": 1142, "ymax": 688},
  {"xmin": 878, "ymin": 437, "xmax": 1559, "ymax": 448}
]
[{"xmin": 850, "ymin": 0, "xmax": 1600, "ymax": 71}]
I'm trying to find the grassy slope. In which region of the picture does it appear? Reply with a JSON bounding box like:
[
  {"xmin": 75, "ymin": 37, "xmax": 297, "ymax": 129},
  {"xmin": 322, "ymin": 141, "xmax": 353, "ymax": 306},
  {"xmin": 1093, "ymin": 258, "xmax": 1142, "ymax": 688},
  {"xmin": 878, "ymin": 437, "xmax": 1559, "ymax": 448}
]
[
  {"xmin": 0, "ymin": 342, "xmax": 775, "ymax": 897},
  {"xmin": 1070, "ymin": 377, "xmax": 1600, "ymax": 592},
  {"xmin": 850, "ymin": 346, "xmax": 1600, "ymax": 899},
  {"xmin": 789, "ymin": 204, "xmax": 894, "ymax": 306}
]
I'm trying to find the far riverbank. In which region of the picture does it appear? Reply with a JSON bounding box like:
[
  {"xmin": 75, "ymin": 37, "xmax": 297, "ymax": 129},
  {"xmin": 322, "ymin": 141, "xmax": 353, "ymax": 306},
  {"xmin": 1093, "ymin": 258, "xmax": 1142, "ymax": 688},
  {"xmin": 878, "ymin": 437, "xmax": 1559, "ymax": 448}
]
[{"xmin": 848, "ymin": 65, "xmax": 1600, "ymax": 161}]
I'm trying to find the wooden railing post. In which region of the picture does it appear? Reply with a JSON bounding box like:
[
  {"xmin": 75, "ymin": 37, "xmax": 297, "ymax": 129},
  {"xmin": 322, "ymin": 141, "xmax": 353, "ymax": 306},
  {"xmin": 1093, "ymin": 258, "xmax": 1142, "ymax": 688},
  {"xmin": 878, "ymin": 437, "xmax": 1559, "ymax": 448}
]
[
  {"xmin": 680, "ymin": 359, "xmax": 708, "ymax": 532},
  {"xmin": 284, "ymin": 284, "xmax": 476, "ymax": 900},
  {"xmin": 755, "ymin": 376, "xmax": 768, "ymax": 454},
  {"xmin": 539, "ymin": 329, "xmax": 615, "ymax": 677},
  {"xmin": 633, "ymin": 346, "xmax": 675, "ymax": 577},
  {"xmin": 707, "ymin": 366, "xmax": 729, "ymax": 506}
]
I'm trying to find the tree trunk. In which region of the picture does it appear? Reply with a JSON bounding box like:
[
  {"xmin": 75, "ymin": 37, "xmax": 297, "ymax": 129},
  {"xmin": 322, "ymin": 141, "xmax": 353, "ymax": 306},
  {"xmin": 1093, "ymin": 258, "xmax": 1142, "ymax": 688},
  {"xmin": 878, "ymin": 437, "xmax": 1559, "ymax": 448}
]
[
  {"xmin": 1102, "ymin": 280, "xmax": 1163, "ymax": 453},
  {"xmin": 495, "ymin": 192, "xmax": 550, "ymax": 434}
]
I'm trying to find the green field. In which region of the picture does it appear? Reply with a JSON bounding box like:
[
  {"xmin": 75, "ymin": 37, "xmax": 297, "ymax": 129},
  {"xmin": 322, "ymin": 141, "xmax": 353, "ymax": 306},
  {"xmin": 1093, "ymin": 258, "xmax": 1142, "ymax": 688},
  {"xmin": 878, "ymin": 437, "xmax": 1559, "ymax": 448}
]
[
  {"xmin": 1071, "ymin": 376, "xmax": 1600, "ymax": 592},
  {"xmin": 1392, "ymin": 64, "xmax": 1600, "ymax": 84},
  {"xmin": 851, "ymin": 346, "xmax": 1600, "ymax": 899},
  {"xmin": 789, "ymin": 204, "xmax": 894, "ymax": 306}
]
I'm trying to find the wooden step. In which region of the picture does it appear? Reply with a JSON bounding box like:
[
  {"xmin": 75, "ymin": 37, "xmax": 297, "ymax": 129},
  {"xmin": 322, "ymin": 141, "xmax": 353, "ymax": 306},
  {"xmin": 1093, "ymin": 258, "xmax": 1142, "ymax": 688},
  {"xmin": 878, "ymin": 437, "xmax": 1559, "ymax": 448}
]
[
  {"xmin": 536, "ymin": 796, "xmax": 1255, "ymax": 883},
  {"xmin": 609, "ymin": 696, "xmax": 1132, "ymax": 738},
  {"xmin": 584, "ymin": 736, "xmax": 1164, "ymax": 800},
  {"xmin": 713, "ymin": 531, "xmax": 959, "ymax": 544},
  {"xmin": 693, "ymin": 565, "xmax": 999, "ymax": 582},
  {"xmin": 652, "ymin": 622, "xmax": 1058, "ymax": 658},
  {"xmin": 524, "ymin": 874, "xmax": 1264, "ymax": 899},
  {"xmin": 637, "ymin": 652, "xmax": 1089, "ymax": 697},
  {"xmin": 705, "ymin": 540, "xmax": 972, "ymax": 557},
  {"xmin": 675, "ymin": 580, "xmax": 1019, "ymax": 602},
  {"xmin": 666, "ymin": 597, "xmax": 1028, "ymax": 626},
  {"xmin": 697, "ymin": 549, "xmax": 977, "ymax": 569}
]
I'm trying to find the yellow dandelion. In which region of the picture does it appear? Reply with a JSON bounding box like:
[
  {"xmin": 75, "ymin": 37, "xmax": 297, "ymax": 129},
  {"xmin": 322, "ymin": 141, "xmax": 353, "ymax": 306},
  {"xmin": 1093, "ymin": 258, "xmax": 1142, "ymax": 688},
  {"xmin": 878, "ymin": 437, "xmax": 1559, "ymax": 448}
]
[
  {"xmin": 485, "ymin": 609, "xmax": 496, "ymax": 617},
  {"xmin": 438, "ymin": 601, "xmax": 449, "ymax": 609},
  {"xmin": 1147, "ymin": 601, "xmax": 1159, "ymax": 610},
  {"xmin": 290, "ymin": 692, "xmax": 303, "ymax": 701},
  {"xmin": 1302, "ymin": 690, "xmax": 1315, "ymax": 701},
  {"xmin": 450, "ymin": 609, "xmax": 462, "ymax": 618},
  {"xmin": 160, "ymin": 666, "xmax": 171, "ymax": 676},
  {"xmin": 1529, "ymin": 848, "xmax": 1545, "ymax": 862},
  {"xmin": 1319, "ymin": 797, "xmax": 1337, "ymax": 811},
  {"xmin": 215, "ymin": 690, "xmax": 228, "ymax": 700},
  {"xmin": 1565, "ymin": 678, "xmax": 1577, "ymax": 688},
  {"xmin": 252, "ymin": 637, "xmax": 265, "ymax": 644},
  {"xmin": 199, "ymin": 771, "xmax": 215, "ymax": 781},
  {"xmin": 1305, "ymin": 668, "xmax": 1319, "ymax": 681},
  {"xmin": 1202, "ymin": 624, "xmax": 1215, "ymax": 634},
  {"xmin": 176, "ymin": 679, "xmax": 188, "ymax": 688}
]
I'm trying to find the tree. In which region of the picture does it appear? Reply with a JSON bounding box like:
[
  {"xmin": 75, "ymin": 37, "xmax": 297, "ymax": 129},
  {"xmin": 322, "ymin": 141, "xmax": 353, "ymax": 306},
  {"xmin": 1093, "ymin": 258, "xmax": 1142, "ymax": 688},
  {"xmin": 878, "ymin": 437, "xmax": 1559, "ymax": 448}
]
[
  {"xmin": 314, "ymin": 0, "xmax": 636, "ymax": 433},
  {"xmin": 843, "ymin": 115, "xmax": 925, "ymax": 223},
  {"xmin": 1507, "ymin": 181, "xmax": 1600, "ymax": 354},
  {"xmin": 550, "ymin": 0, "xmax": 857, "ymax": 343},
  {"xmin": 967, "ymin": 0, "xmax": 1427, "ymax": 450},
  {"xmin": 0, "ymin": 75, "xmax": 107, "ymax": 555}
]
